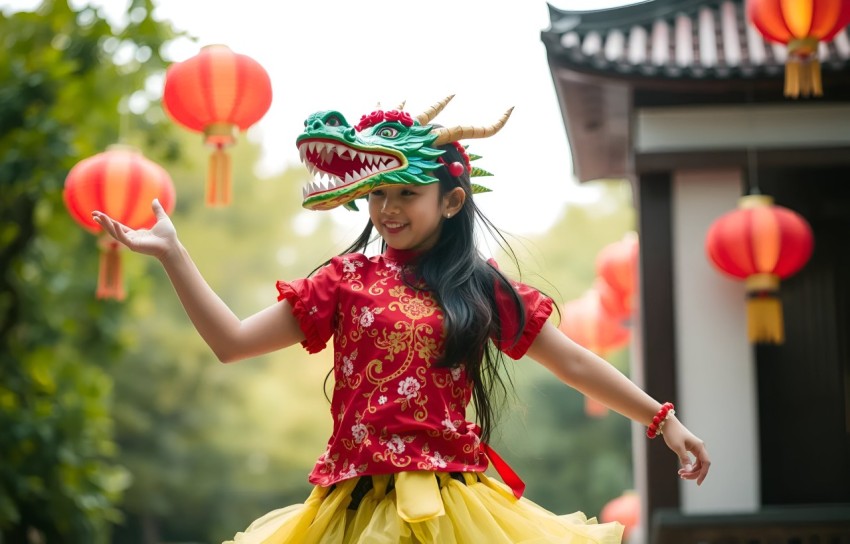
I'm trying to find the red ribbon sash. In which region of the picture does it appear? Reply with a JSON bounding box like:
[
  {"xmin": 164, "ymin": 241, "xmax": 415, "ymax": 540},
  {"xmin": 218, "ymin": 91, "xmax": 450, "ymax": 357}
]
[{"xmin": 480, "ymin": 442, "xmax": 526, "ymax": 499}]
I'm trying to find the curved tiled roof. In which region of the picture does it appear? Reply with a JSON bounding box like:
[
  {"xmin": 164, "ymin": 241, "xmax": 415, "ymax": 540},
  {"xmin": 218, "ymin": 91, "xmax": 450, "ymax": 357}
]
[{"xmin": 541, "ymin": 0, "xmax": 850, "ymax": 80}]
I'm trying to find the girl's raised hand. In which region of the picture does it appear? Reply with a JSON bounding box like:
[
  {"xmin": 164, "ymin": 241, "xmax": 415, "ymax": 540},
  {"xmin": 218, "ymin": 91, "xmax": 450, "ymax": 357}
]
[
  {"xmin": 661, "ymin": 416, "xmax": 711, "ymax": 485},
  {"xmin": 92, "ymin": 199, "xmax": 178, "ymax": 261}
]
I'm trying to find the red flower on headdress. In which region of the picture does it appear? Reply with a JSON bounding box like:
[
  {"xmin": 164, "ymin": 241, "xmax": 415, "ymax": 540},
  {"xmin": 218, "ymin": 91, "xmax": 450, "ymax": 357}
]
[
  {"xmin": 355, "ymin": 110, "xmax": 414, "ymax": 131},
  {"xmin": 384, "ymin": 110, "xmax": 414, "ymax": 126}
]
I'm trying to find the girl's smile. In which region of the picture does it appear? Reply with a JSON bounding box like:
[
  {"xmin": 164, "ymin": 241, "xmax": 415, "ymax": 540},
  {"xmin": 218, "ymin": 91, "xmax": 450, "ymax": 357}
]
[
  {"xmin": 381, "ymin": 221, "xmax": 406, "ymax": 233},
  {"xmin": 368, "ymin": 184, "xmax": 447, "ymax": 252}
]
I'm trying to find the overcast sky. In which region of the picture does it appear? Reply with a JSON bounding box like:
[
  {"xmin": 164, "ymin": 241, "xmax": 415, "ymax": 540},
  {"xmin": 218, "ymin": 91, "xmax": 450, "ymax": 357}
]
[{"xmin": 4, "ymin": 0, "xmax": 642, "ymax": 235}]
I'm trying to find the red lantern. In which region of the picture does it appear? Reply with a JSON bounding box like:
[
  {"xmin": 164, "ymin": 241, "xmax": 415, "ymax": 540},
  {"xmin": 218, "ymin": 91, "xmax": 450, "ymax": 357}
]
[
  {"xmin": 705, "ymin": 194, "xmax": 813, "ymax": 344},
  {"xmin": 747, "ymin": 0, "xmax": 850, "ymax": 97},
  {"xmin": 558, "ymin": 289, "xmax": 631, "ymax": 417},
  {"xmin": 162, "ymin": 44, "xmax": 272, "ymax": 206},
  {"xmin": 63, "ymin": 145, "xmax": 176, "ymax": 300},
  {"xmin": 596, "ymin": 232, "xmax": 639, "ymax": 321},
  {"xmin": 600, "ymin": 490, "xmax": 640, "ymax": 540}
]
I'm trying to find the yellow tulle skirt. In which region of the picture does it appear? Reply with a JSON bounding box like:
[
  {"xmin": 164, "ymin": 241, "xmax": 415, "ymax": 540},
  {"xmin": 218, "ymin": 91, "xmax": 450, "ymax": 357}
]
[{"xmin": 224, "ymin": 471, "xmax": 623, "ymax": 544}]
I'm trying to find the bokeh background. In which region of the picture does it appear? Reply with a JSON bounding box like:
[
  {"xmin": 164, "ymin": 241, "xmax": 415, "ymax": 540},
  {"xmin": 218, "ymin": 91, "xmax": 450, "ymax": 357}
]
[{"xmin": 0, "ymin": 1, "xmax": 639, "ymax": 542}]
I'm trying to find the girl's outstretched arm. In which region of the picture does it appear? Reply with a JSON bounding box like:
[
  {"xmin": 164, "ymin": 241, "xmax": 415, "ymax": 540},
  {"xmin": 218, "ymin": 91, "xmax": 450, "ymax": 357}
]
[
  {"xmin": 526, "ymin": 322, "xmax": 710, "ymax": 485},
  {"xmin": 92, "ymin": 199, "xmax": 305, "ymax": 363}
]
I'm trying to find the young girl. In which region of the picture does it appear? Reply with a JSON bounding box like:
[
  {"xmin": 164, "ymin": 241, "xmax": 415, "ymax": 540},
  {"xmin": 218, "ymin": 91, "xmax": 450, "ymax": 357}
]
[{"xmin": 92, "ymin": 97, "xmax": 709, "ymax": 543}]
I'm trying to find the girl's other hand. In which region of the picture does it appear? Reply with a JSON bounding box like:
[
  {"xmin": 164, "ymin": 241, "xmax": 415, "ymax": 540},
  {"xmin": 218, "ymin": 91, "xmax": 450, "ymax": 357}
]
[
  {"xmin": 92, "ymin": 199, "xmax": 178, "ymax": 261},
  {"xmin": 661, "ymin": 416, "xmax": 711, "ymax": 485}
]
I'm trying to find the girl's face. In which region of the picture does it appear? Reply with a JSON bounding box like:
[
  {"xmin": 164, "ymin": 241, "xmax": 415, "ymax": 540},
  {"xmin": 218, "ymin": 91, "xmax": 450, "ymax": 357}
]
[{"xmin": 368, "ymin": 184, "xmax": 448, "ymax": 253}]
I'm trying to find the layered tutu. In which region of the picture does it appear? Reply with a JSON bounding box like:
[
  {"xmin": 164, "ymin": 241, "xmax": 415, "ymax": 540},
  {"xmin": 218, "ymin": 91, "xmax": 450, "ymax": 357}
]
[{"xmin": 225, "ymin": 471, "xmax": 623, "ymax": 544}]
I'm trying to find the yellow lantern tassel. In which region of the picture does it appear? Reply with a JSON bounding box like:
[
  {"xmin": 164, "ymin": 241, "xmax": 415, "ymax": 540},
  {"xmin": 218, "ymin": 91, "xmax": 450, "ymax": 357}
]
[
  {"xmin": 203, "ymin": 123, "xmax": 236, "ymax": 207},
  {"xmin": 745, "ymin": 274, "xmax": 783, "ymax": 344},
  {"xmin": 746, "ymin": 295, "xmax": 784, "ymax": 344},
  {"xmin": 207, "ymin": 145, "xmax": 232, "ymax": 207},
  {"xmin": 785, "ymin": 39, "xmax": 822, "ymax": 99},
  {"xmin": 96, "ymin": 237, "xmax": 125, "ymax": 300},
  {"xmin": 809, "ymin": 58, "xmax": 822, "ymax": 97},
  {"xmin": 785, "ymin": 60, "xmax": 801, "ymax": 98}
]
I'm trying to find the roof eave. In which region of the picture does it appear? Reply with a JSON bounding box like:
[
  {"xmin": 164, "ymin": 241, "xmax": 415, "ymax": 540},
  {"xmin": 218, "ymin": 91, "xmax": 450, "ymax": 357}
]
[{"xmin": 546, "ymin": 55, "xmax": 633, "ymax": 184}]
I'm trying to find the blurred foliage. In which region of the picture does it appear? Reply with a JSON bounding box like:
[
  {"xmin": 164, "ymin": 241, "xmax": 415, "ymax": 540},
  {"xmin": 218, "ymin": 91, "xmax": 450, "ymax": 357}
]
[
  {"xmin": 489, "ymin": 182, "xmax": 637, "ymax": 518},
  {"xmin": 109, "ymin": 134, "xmax": 342, "ymax": 543},
  {"xmin": 1, "ymin": 1, "xmax": 637, "ymax": 542},
  {"xmin": 0, "ymin": 0, "xmax": 181, "ymax": 542}
]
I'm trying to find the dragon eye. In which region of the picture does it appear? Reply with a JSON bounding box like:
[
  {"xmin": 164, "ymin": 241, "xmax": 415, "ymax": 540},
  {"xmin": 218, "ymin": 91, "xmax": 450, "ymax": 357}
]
[
  {"xmin": 377, "ymin": 126, "xmax": 399, "ymax": 138},
  {"xmin": 325, "ymin": 115, "xmax": 341, "ymax": 127}
]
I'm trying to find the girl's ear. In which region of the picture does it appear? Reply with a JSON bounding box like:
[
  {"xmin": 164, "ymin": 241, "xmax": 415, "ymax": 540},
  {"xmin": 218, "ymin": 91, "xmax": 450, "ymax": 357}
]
[{"xmin": 443, "ymin": 187, "xmax": 466, "ymax": 218}]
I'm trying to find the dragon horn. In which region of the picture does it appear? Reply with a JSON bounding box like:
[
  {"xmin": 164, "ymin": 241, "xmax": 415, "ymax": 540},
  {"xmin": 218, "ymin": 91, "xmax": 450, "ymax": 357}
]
[
  {"xmin": 431, "ymin": 107, "xmax": 514, "ymax": 146},
  {"xmin": 396, "ymin": 100, "xmax": 407, "ymax": 110},
  {"xmin": 415, "ymin": 95, "xmax": 455, "ymax": 126}
]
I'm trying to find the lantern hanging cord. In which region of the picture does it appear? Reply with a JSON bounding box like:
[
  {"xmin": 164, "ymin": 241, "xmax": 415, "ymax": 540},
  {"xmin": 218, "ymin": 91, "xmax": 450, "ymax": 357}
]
[
  {"xmin": 119, "ymin": 96, "xmax": 127, "ymax": 143},
  {"xmin": 746, "ymin": 147, "xmax": 762, "ymax": 196},
  {"xmin": 744, "ymin": 89, "xmax": 762, "ymax": 196},
  {"xmin": 117, "ymin": 77, "xmax": 132, "ymax": 144}
]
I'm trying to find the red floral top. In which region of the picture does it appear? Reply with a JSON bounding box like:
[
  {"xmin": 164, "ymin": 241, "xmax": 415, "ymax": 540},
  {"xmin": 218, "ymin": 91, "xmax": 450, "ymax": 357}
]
[{"xmin": 276, "ymin": 246, "xmax": 553, "ymax": 489}]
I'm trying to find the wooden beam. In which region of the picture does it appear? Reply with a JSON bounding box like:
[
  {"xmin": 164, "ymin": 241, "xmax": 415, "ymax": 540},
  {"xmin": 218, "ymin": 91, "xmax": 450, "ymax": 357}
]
[{"xmin": 635, "ymin": 172, "xmax": 681, "ymax": 520}]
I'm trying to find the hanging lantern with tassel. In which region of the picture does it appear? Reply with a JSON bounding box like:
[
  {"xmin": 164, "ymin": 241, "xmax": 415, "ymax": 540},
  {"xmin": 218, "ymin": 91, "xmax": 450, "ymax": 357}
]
[
  {"xmin": 558, "ymin": 288, "xmax": 631, "ymax": 417},
  {"xmin": 746, "ymin": 0, "xmax": 850, "ymax": 98},
  {"xmin": 63, "ymin": 145, "xmax": 176, "ymax": 300},
  {"xmin": 596, "ymin": 231, "xmax": 640, "ymax": 323},
  {"xmin": 705, "ymin": 194, "xmax": 814, "ymax": 344},
  {"xmin": 162, "ymin": 44, "xmax": 272, "ymax": 206}
]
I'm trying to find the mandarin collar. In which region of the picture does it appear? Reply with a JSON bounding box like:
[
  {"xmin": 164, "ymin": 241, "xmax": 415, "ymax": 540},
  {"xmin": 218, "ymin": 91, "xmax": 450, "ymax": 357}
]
[{"xmin": 383, "ymin": 246, "xmax": 421, "ymax": 265}]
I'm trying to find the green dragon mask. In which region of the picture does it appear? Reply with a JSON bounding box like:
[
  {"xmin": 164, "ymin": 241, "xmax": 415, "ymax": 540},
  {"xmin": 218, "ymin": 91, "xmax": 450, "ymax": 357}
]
[{"xmin": 296, "ymin": 95, "xmax": 512, "ymax": 211}]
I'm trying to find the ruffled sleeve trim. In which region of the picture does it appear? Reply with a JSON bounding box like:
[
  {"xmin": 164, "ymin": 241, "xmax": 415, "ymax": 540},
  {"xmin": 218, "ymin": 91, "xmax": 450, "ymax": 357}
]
[
  {"xmin": 276, "ymin": 280, "xmax": 327, "ymax": 354},
  {"xmin": 503, "ymin": 295, "xmax": 553, "ymax": 360}
]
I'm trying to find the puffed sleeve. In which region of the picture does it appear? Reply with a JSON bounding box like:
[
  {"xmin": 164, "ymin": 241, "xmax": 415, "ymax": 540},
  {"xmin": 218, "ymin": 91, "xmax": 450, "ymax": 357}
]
[
  {"xmin": 275, "ymin": 257, "xmax": 344, "ymax": 354},
  {"xmin": 489, "ymin": 259, "xmax": 554, "ymax": 360}
]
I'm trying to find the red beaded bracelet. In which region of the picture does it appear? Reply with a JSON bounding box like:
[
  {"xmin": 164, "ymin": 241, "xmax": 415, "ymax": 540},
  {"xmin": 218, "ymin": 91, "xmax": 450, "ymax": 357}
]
[{"xmin": 646, "ymin": 402, "xmax": 675, "ymax": 439}]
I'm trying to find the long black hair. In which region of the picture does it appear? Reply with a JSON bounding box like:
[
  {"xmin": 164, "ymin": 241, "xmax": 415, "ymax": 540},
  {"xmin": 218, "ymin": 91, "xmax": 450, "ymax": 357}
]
[{"xmin": 321, "ymin": 143, "xmax": 527, "ymax": 444}]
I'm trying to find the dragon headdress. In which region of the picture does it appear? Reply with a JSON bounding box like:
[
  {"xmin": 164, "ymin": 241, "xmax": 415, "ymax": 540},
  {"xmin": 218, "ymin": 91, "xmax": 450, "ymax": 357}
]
[{"xmin": 296, "ymin": 95, "xmax": 512, "ymax": 211}]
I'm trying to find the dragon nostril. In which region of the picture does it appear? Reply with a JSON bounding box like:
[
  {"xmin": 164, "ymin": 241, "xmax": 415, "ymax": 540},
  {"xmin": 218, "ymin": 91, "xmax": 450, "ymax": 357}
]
[
  {"xmin": 311, "ymin": 120, "xmax": 323, "ymax": 131},
  {"xmin": 343, "ymin": 127, "xmax": 356, "ymax": 142}
]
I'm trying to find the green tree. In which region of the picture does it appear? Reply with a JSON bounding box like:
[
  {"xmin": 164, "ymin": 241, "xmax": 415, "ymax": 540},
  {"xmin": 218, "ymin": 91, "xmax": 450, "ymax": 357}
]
[
  {"xmin": 1, "ymin": 2, "xmax": 639, "ymax": 542},
  {"xmin": 0, "ymin": 1, "xmax": 181, "ymax": 541},
  {"xmin": 490, "ymin": 180, "xmax": 636, "ymax": 518},
  {"xmin": 108, "ymin": 134, "xmax": 344, "ymax": 543}
]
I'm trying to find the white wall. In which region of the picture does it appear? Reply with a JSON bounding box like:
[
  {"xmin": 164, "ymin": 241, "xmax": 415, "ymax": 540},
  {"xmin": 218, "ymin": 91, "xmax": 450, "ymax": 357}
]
[
  {"xmin": 635, "ymin": 104, "xmax": 850, "ymax": 152},
  {"xmin": 671, "ymin": 169, "xmax": 760, "ymax": 513}
]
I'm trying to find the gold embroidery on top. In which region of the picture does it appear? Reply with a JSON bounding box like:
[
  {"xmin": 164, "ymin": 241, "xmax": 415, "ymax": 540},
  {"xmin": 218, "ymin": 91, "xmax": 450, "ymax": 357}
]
[
  {"xmin": 432, "ymin": 366, "xmax": 467, "ymax": 401},
  {"xmin": 335, "ymin": 348, "xmax": 362, "ymax": 391},
  {"xmin": 372, "ymin": 430, "xmax": 414, "ymax": 468},
  {"xmin": 341, "ymin": 411, "xmax": 375, "ymax": 451},
  {"xmin": 388, "ymin": 285, "xmax": 438, "ymax": 320},
  {"xmin": 396, "ymin": 370, "xmax": 429, "ymax": 421},
  {"xmin": 341, "ymin": 256, "xmax": 365, "ymax": 291},
  {"xmin": 462, "ymin": 438, "xmax": 483, "ymax": 465},
  {"xmin": 368, "ymin": 261, "xmax": 403, "ymax": 297},
  {"xmin": 361, "ymin": 284, "xmax": 442, "ymax": 422},
  {"xmin": 349, "ymin": 305, "xmax": 383, "ymax": 344},
  {"xmin": 416, "ymin": 443, "xmax": 456, "ymax": 471},
  {"xmin": 428, "ymin": 408, "xmax": 465, "ymax": 441}
]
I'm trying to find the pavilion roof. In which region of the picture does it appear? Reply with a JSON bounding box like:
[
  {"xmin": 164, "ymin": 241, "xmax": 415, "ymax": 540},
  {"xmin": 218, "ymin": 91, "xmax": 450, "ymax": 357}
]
[{"xmin": 541, "ymin": 0, "xmax": 850, "ymax": 80}]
